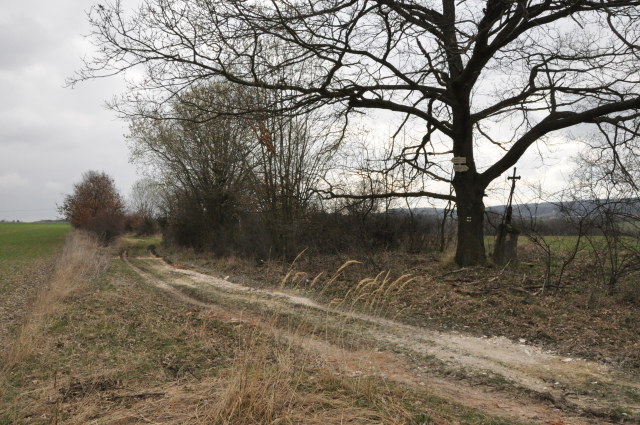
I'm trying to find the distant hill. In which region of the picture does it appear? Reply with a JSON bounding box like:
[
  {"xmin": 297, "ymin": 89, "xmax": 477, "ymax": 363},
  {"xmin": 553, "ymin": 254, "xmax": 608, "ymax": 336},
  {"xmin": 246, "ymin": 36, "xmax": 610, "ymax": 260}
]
[
  {"xmin": 391, "ymin": 199, "xmax": 640, "ymax": 219},
  {"xmin": 501, "ymin": 199, "xmax": 640, "ymax": 219}
]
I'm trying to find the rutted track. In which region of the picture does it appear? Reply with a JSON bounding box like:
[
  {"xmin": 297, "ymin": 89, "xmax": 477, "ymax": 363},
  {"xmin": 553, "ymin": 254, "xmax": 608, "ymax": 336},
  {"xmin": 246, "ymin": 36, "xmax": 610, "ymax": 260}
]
[{"xmin": 123, "ymin": 251, "xmax": 640, "ymax": 425}]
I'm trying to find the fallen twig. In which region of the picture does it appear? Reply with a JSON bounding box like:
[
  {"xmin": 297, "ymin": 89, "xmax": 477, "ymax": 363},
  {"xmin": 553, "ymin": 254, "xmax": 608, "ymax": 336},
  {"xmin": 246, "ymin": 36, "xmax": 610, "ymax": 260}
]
[
  {"xmin": 105, "ymin": 392, "xmax": 166, "ymax": 401},
  {"xmin": 435, "ymin": 268, "xmax": 469, "ymax": 279}
]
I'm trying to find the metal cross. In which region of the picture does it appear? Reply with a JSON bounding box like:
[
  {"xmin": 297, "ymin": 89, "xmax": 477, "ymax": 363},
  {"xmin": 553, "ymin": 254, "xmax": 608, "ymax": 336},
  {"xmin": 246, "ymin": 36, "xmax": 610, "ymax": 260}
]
[{"xmin": 504, "ymin": 167, "xmax": 521, "ymax": 225}]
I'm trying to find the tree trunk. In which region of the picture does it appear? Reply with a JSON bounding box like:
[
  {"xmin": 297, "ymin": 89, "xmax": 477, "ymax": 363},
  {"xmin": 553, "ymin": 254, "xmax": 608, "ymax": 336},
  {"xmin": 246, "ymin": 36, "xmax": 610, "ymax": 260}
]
[{"xmin": 453, "ymin": 179, "xmax": 487, "ymax": 266}]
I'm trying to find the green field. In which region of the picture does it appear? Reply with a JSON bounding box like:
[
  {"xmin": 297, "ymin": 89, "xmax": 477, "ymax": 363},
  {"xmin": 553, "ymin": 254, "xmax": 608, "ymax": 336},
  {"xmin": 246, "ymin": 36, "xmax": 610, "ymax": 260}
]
[{"xmin": 0, "ymin": 222, "xmax": 70, "ymax": 262}]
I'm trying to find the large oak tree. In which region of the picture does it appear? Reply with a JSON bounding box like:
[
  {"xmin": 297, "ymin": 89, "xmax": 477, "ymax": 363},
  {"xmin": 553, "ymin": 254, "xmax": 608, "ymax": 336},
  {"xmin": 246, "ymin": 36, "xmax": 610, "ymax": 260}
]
[{"xmin": 77, "ymin": 0, "xmax": 640, "ymax": 265}]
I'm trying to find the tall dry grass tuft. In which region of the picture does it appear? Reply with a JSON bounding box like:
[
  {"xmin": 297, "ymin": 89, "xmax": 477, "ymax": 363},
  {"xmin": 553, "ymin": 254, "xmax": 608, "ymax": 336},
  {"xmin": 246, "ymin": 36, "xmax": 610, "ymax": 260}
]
[
  {"xmin": 2, "ymin": 231, "xmax": 107, "ymax": 371},
  {"xmin": 280, "ymin": 256, "xmax": 416, "ymax": 317},
  {"xmin": 340, "ymin": 271, "xmax": 415, "ymax": 314},
  {"xmin": 206, "ymin": 332, "xmax": 305, "ymax": 425},
  {"xmin": 201, "ymin": 325, "xmax": 414, "ymax": 425}
]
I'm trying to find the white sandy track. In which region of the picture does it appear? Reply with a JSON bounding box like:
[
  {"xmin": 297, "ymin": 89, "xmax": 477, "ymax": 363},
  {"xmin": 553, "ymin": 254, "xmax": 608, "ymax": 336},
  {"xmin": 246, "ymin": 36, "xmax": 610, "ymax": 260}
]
[{"xmin": 123, "ymin": 252, "xmax": 640, "ymax": 425}]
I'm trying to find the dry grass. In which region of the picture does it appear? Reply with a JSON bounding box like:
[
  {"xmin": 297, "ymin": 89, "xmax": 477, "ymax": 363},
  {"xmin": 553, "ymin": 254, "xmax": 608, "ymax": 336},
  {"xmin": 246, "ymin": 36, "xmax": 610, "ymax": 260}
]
[
  {"xmin": 208, "ymin": 335, "xmax": 307, "ymax": 424},
  {"xmin": 199, "ymin": 326, "xmax": 415, "ymax": 425},
  {"xmin": 169, "ymin": 243, "xmax": 640, "ymax": 370},
  {"xmin": 1, "ymin": 233, "xmax": 417, "ymax": 424},
  {"xmin": 0, "ymin": 232, "xmax": 534, "ymax": 425},
  {"xmin": 2, "ymin": 231, "xmax": 107, "ymax": 372},
  {"xmin": 281, "ymin": 258, "xmax": 417, "ymax": 317},
  {"xmin": 17, "ymin": 312, "xmax": 416, "ymax": 425},
  {"xmin": 337, "ymin": 270, "xmax": 416, "ymax": 314},
  {"xmin": 36, "ymin": 333, "xmax": 415, "ymax": 425}
]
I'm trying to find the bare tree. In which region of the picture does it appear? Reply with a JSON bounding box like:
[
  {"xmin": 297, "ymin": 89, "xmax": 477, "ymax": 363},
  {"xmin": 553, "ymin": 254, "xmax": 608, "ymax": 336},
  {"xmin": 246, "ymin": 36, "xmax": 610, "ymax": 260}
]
[
  {"xmin": 58, "ymin": 171, "xmax": 125, "ymax": 243},
  {"xmin": 128, "ymin": 178, "xmax": 162, "ymax": 234},
  {"xmin": 128, "ymin": 83, "xmax": 255, "ymax": 249},
  {"xmin": 249, "ymin": 90, "xmax": 339, "ymax": 256},
  {"xmin": 129, "ymin": 82, "xmax": 338, "ymax": 254},
  {"xmin": 76, "ymin": 0, "xmax": 640, "ymax": 265}
]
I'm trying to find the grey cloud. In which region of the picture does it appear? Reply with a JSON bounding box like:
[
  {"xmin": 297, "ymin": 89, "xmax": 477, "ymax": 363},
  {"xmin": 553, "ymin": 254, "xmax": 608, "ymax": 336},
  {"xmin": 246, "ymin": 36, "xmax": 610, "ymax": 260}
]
[
  {"xmin": 0, "ymin": 0, "xmax": 139, "ymax": 221},
  {"xmin": 0, "ymin": 172, "xmax": 30, "ymax": 190},
  {"xmin": 0, "ymin": 18, "xmax": 54, "ymax": 69}
]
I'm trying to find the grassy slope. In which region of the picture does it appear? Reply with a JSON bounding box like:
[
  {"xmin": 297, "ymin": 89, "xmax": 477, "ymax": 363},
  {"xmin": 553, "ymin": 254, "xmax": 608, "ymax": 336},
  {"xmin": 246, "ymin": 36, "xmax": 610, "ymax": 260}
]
[
  {"xmin": 0, "ymin": 223, "xmax": 69, "ymax": 422},
  {"xmin": 0, "ymin": 228, "xmax": 524, "ymax": 425},
  {"xmin": 0, "ymin": 222, "xmax": 70, "ymax": 261},
  {"xmin": 0, "ymin": 222, "xmax": 70, "ymax": 343},
  {"xmin": 0, "ymin": 222, "xmax": 70, "ymax": 295}
]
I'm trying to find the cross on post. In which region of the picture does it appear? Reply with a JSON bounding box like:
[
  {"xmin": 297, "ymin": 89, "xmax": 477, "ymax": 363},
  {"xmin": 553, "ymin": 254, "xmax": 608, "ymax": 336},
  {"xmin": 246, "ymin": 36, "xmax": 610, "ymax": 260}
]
[
  {"xmin": 504, "ymin": 167, "xmax": 521, "ymax": 225},
  {"xmin": 493, "ymin": 168, "xmax": 522, "ymax": 266}
]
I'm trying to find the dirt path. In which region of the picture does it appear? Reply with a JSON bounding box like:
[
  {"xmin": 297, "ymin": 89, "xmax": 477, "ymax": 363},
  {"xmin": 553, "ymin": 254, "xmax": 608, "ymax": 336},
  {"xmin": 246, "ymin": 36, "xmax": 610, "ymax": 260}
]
[{"xmin": 123, "ymin": 252, "xmax": 640, "ymax": 425}]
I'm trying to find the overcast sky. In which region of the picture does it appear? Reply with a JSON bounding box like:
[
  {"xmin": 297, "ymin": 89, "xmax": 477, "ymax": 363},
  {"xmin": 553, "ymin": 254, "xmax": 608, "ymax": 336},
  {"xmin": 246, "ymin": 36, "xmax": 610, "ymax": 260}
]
[
  {"xmin": 0, "ymin": 0, "xmax": 138, "ymax": 221},
  {"xmin": 0, "ymin": 1, "xmax": 585, "ymax": 222}
]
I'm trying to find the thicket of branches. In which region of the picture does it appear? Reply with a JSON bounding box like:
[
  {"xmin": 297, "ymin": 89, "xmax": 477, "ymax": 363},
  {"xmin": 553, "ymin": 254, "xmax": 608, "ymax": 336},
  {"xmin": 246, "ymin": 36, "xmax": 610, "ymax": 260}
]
[
  {"xmin": 127, "ymin": 83, "xmax": 448, "ymax": 257},
  {"xmin": 508, "ymin": 142, "xmax": 640, "ymax": 295}
]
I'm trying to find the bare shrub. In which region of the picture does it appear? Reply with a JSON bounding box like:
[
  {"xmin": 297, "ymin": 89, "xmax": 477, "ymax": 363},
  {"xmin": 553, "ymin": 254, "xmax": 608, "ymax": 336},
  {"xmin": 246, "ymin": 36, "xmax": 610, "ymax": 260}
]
[{"xmin": 563, "ymin": 148, "xmax": 640, "ymax": 295}]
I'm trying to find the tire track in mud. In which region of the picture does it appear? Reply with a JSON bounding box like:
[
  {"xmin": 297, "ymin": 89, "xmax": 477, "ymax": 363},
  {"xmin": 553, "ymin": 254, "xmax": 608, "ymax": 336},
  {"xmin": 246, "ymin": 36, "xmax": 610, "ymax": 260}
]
[{"xmin": 123, "ymin": 252, "xmax": 639, "ymax": 425}]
